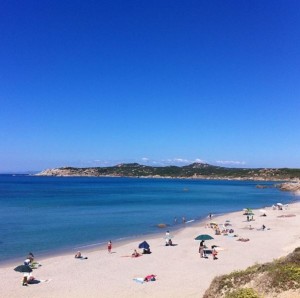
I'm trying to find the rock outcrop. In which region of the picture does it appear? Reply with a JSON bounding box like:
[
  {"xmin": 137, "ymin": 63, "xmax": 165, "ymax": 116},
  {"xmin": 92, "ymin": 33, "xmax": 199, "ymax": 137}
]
[{"xmin": 279, "ymin": 182, "xmax": 300, "ymax": 193}]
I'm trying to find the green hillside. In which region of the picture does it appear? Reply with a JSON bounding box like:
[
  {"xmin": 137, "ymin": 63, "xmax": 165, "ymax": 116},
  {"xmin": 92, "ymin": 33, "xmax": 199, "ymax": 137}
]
[{"xmin": 58, "ymin": 162, "xmax": 300, "ymax": 180}]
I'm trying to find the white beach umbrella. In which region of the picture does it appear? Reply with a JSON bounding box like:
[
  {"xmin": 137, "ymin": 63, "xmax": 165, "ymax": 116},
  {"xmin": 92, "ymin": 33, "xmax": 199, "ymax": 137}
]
[{"xmin": 277, "ymin": 203, "xmax": 283, "ymax": 206}]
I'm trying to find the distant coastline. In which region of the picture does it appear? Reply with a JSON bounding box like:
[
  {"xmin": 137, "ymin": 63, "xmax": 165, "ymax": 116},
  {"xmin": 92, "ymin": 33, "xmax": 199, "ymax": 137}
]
[{"xmin": 35, "ymin": 163, "xmax": 300, "ymax": 191}]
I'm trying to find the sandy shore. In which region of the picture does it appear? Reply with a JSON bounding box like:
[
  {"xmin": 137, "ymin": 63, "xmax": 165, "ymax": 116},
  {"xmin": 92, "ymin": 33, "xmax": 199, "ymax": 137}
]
[{"xmin": 1, "ymin": 201, "xmax": 300, "ymax": 298}]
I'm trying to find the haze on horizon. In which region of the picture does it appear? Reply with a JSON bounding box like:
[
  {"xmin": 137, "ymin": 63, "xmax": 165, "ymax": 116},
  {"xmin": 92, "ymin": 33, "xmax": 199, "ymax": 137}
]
[{"xmin": 1, "ymin": 1, "xmax": 300, "ymax": 173}]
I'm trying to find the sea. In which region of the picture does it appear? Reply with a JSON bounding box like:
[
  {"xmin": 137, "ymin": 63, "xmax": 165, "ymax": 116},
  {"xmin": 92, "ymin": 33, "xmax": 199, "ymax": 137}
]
[{"xmin": 0, "ymin": 175, "xmax": 297, "ymax": 265}]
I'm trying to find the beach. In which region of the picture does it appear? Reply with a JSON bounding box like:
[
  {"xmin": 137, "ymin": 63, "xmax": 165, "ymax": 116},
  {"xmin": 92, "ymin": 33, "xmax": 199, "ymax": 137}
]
[{"xmin": 1, "ymin": 201, "xmax": 299, "ymax": 298}]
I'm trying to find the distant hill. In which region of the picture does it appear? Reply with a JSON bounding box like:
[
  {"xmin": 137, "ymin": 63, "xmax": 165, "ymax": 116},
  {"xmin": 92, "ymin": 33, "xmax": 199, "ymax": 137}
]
[{"xmin": 36, "ymin": 162, "xmax": 300, "ymax": 181}]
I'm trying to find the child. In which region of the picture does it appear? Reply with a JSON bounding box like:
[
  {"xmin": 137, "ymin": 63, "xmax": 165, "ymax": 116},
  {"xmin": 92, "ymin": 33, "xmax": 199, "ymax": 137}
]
[{"xmin": 212, "ymin": 248, "xmax": 218, "ymax": 260}]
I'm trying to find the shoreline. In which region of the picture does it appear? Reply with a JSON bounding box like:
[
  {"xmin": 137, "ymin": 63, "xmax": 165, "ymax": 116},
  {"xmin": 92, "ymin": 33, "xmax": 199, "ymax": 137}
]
[
  {"xmin": 1, "ymin": 194, "xmax": 299, "ymax": 268},
  {"xmin": 0, "ymin": 211, "xmax": 215, "ymax": 268},
  {"xmin": 34, "ymin": 173, "xmax": 300, "ymax": 182},
  {"xmin": 1, "ymin": 199, "xmax": 300, "ymax": 297}
]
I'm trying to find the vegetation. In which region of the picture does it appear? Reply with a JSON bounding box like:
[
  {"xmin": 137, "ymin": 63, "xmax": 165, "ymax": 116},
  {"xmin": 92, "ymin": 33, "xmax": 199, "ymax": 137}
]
[
  {"xmin": 225, "ymin": 288, "xmax": 261, "ymax": 298},
  {"xmin": 203, "ymin": 248, "xmax": 300, "ymax": 298},
  {"xmin": 53, "ymin": 162, "xmax": 300, "ymax": 180}
]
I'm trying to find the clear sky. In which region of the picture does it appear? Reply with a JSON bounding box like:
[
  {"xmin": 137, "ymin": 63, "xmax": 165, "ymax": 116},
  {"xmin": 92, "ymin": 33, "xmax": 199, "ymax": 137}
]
[{"xmin": 1, "ymin": 0, "xmax": 300, "ymax": 172}]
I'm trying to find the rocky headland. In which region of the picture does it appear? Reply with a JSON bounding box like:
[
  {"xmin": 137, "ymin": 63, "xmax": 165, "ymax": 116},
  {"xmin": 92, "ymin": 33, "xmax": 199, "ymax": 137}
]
[{"xmin": 36, "ymin": 163, "xmax": 300, "ymax": 187}]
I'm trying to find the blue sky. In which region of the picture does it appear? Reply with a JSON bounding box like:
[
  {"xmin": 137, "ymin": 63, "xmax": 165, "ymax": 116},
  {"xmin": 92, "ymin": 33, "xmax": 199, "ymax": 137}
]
[{"xmin": 1, "ymin": 1, "xmax": 300, "ymax": 172}]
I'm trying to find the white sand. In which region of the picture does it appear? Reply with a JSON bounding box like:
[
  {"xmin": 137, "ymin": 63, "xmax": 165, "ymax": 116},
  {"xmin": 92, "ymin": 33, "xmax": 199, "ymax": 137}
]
[{"xmin": 1, "ymin": 202, "xmax": 300, "ymax": 298}]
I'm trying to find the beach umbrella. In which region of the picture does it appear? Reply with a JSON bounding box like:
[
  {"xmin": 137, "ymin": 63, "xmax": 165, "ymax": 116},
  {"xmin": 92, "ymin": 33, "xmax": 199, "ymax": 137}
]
[
  {"xmin": 277, "ymin": 203, "xmax": 283, "ymax": 206},
  {"xmin": 194, "ymin": 234, "xmax": 214, "ymax": 241},
  {"xmin": 138, "ymin": 241, "xmax": 150, "ymax": 250},
  {"xmin": 14, "ymin": 264, "xmax": 32, "ymax": 273}
]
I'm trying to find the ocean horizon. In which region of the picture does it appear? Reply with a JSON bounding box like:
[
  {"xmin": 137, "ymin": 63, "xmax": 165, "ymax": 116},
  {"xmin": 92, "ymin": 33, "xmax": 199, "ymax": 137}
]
[{"xmin": 0, "ymin": 175, "xmax": 297, "ymax": 265}]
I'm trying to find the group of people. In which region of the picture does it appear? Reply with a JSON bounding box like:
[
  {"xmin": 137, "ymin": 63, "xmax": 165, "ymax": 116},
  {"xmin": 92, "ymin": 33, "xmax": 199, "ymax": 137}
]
[
  {"xmin": 199, "ymin": 241, "xmax": 218, "ymax": 260},
  {"xmin": 22, "ymin": 252, "xmax": 36, "ymax": 286},
  {"xmin": 246, "ymin": 215, "xmax": 254, "ymax": 221},
  {"xmin": 173, "ymin": 216, "xmax": 187, "ymax": 224}
]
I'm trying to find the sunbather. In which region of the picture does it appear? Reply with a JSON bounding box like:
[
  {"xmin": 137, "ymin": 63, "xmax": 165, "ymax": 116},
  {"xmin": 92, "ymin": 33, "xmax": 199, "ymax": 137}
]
[
  {"xmin": 75, "ymin": 251, "xmax": 88, "ymax": 259},
  {"xmin": 237, "ymin": 238, "xmax": 250, "ymax": 242},
  {"xmin": 144, "ymin": 274, "xmax": 156, "ymax": 282},
  {"xmin": 75, "ymin": 251, "xmax": 82, "ymax": 258},
  {"xmin": 132, "ymin": 249, "xmax": 140, "ymax": 257}
]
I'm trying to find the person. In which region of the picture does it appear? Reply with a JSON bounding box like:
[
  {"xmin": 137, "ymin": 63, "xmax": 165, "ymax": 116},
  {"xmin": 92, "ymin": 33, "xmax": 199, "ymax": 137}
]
[
  {"xmin": 144, "ymin": 274, "xmax": 156, "ymax": 282},
  {"xmin": 182, "ymin": 216, "xmax": 186, "ymax": 224},
  {"xmin": 168, "ymin": 238, "xmax": 173, "ymax": 246},
  {"xmin": 165, "ymin": 230, "xmax": 171, "ymax": 246},
  {"xmin": 132, "ymin": 249, "xmax": 140, "ymax": 258},
  {"xmin": 27, "ymin": 252, "xmax": 34, "ymax": 263},
  {"xmin": 209, "ymin": 213, "xmax": 212, "ymax": 220},
  {"xmin": 75, "ymin": 251, "xmax": 82, "ymax": 258},
  {"xmin": 143, "ymin": 247, "xmax": 151, "ymax": 254},
  {"xmin": 24, "ymin": 258, "xmax": 31, "ymax": 266},
  {"xmin": 199, "ymin": 240, "xmax": 205, "ymax": 258},
  {"xmin": 22, "ymin": 274, "xmax": 28, "ymax": 286},
  {"xmin": 246, "ymin": 215, "xmax": 250, "ymax": 221},
  {"xmin": 212, "ymin": 248, "xmax": 218, "ymax": 260},
  {"xmin": 262, "ymin": 224, "xmax": 266, "ymax": 231},
  {"xmin": 108, "ymin": 240, "xmax": 112, "ymax": 253},
  {"xmin": 27, "ymin": 273, "xmax": 35, "ymax": 284},
  {"xmin": 75, "ymin": 251, "xmax": 88, "ymax": 259}
]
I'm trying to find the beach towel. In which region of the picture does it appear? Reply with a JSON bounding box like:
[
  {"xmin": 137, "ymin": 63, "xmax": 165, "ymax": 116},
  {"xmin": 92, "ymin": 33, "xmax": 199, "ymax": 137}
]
[
  {"xmin": 30, "ymin": 262, "xmax": 42, "ymax": 269},
  {"xmin": 133, "ymin": 275, "xmax": 156, "ymax": 284},
  {"xmin": 133, "ymin": 278, "xmax": 144, "ymax": 284}
]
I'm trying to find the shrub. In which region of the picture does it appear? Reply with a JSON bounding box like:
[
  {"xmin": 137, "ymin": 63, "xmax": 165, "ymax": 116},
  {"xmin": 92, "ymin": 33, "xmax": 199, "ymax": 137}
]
[{"xmin": 225, "ymin": 288, "xmax": 261, "ymax": 298}]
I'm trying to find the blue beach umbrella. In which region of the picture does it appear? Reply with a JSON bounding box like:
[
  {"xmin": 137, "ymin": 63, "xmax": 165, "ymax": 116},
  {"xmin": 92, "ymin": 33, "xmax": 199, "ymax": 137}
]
[{"xmin": 138, "ymin": 241, "xmax": 150, "ymax": 250}]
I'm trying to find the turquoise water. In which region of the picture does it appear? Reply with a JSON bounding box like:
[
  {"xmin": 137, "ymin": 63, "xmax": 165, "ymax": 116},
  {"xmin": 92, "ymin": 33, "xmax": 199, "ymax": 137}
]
[{"xmin": 0, "ymin": 175, "xmax": 296, "ymax": 264}]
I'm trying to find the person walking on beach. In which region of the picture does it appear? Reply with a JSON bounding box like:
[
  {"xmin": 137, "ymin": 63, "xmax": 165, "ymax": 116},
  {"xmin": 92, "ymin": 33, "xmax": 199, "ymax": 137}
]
[{"xmin": 108, "ymin": 240, "xmax": 112, "ymax": 253}]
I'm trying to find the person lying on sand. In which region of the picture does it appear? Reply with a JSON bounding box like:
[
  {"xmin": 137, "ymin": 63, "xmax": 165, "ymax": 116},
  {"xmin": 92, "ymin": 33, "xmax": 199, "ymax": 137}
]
[
  {"xmin": 144, "ymin": 274, "xmax": 156, "ymax": 282},
  {"xmin": 75, "ymin": 251, "xmax": 88, "ymax": 259},
  {"xmin": 132, "ymin": 249, "xmax": 141, "ymax": 258},
  {"xmin": 237, "ymin": 238, "xmax": 250, "ymax": 242}
]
